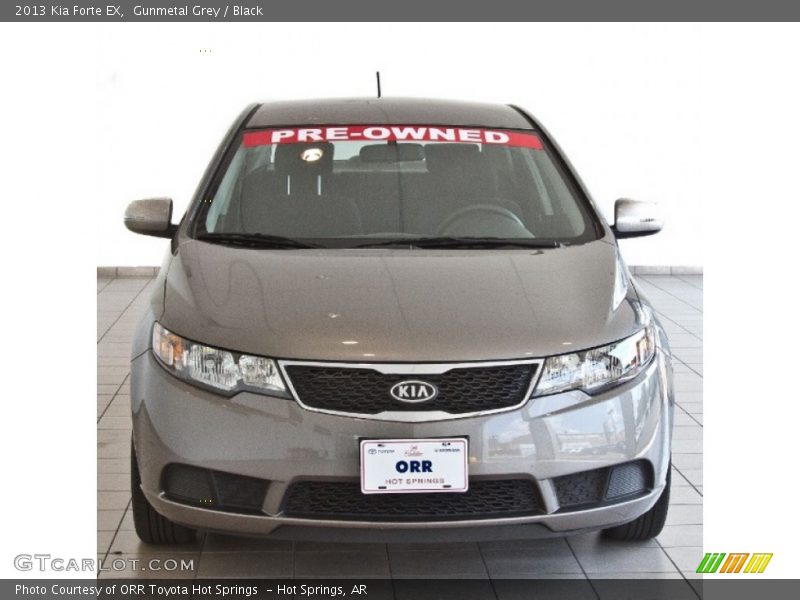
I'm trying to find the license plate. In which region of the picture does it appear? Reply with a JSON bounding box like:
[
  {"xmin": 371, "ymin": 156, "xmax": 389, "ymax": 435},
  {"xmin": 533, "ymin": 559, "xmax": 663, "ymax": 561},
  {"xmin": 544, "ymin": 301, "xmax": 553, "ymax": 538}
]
[{"xmin": 360, "ymin": 438, "xmax": 468, "ymax": 494}]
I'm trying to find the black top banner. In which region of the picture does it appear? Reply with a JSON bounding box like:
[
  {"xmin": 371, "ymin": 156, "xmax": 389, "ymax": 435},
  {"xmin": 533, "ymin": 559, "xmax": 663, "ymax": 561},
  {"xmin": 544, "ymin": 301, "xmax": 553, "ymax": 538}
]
[{"xmin": 3, "ymin": 0, "xmax": 800, "ymax": 22}]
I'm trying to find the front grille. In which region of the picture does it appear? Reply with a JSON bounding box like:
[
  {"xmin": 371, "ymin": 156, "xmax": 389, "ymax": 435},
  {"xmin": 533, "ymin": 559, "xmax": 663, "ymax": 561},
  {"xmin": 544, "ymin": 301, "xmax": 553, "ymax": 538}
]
[
  {"xmin": 283, "ymin": 363, "xmax": 537, "ymax": 415},
  {"xmin": 553, "ymin": 460, "xmax": 653, "ymax": 511},
  {"xmin": 282, "ymin": 479, "xmax": 543, "ymax": 521}
]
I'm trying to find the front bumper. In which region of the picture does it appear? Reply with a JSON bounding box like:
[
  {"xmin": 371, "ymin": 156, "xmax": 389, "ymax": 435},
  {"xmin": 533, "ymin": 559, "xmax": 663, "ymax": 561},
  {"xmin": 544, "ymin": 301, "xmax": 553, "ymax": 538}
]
[{"xmin": 131, "ymin": 350, "xmax": 673, "ymax": 541}]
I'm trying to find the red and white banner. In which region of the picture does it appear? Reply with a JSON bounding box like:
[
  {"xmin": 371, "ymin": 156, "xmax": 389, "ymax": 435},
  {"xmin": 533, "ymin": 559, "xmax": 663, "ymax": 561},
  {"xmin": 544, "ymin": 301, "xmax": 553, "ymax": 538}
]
[{"xmin": 242, "ymin": 125, "xmax": 543, "ymax": 150}]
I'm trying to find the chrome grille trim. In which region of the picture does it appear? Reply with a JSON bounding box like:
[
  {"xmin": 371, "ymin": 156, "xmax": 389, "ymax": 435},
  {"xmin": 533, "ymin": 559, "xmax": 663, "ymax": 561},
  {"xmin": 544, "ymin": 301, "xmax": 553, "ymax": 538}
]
[{"xmin": 277, "ymin": 359, "xmax": 544, "ymax": 422}]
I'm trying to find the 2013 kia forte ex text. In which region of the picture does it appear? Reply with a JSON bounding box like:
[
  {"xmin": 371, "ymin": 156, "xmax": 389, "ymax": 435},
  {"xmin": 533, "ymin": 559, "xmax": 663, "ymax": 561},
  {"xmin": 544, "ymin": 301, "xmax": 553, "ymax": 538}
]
[{"xmin": 124, "ymin": 98, "xmax": 674, "ymax": 545}]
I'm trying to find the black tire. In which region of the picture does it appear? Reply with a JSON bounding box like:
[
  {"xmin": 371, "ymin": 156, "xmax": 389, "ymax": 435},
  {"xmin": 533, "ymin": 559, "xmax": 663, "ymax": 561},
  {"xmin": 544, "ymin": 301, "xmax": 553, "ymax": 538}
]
[
  {"xmin": 602, "ymin": 467, "xmax": 671, "ymax": 541},
  {"xmin": 131, "ymin": 439, "xmax": 196, "ymax": 545}
]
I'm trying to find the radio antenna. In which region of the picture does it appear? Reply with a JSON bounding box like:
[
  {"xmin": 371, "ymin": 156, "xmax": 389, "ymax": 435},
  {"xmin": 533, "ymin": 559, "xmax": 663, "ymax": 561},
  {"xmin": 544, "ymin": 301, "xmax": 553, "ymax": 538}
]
[{"xmin": 376, "ymin": 71, "xmax": 382, "ymax": 98}]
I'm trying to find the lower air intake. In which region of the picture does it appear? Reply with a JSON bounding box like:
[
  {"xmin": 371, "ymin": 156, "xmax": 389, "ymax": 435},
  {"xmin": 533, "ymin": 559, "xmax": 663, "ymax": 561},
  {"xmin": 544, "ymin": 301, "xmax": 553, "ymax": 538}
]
[
  {"xmin": 162, "ymin": 464, "xmax": 269, "ymax": 514},
  {"xmin": 282, "ymin": 479, "xmax": 543, "ymax": 522},
  {"xmin": 553, "ymin": 460, "xmax": 653, "ymax": 511}
]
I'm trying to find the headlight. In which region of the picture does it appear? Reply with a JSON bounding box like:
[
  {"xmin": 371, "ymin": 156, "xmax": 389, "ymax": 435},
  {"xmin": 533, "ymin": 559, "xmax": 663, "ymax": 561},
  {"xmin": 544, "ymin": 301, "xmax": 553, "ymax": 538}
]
[
  {"xmin": 151, "ymin": 323, "xmax": 287, "ymax": 396},
  {"xmin": 533, "ymin": 326, "xmax": 656, "ymax": 397}
]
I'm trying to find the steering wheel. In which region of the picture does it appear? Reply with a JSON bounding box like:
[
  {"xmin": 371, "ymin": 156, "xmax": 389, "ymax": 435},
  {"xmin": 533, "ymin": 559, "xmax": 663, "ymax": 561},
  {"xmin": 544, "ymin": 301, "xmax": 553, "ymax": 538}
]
[{"xmin": 436, "ymin": 204, "xmax": 526, "ymax": 236}]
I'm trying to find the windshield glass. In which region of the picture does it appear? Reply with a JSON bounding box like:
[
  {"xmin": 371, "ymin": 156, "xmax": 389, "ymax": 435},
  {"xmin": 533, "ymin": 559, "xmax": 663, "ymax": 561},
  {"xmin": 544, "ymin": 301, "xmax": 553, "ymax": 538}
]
[{"xmin": 194, "ymin": 125, "xmax": 601, "ymax": 247}]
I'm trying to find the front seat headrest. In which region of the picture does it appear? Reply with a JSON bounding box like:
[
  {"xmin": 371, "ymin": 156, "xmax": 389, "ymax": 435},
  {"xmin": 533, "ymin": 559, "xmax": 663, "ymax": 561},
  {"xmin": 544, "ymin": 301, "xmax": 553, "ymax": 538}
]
[
  {"xmin": 274, "ymin": 142, "xmax": 334, "ymax": 175},
  {"xmin": 273, "ymin": 142, "xmax": 334, "ymax": 195}
]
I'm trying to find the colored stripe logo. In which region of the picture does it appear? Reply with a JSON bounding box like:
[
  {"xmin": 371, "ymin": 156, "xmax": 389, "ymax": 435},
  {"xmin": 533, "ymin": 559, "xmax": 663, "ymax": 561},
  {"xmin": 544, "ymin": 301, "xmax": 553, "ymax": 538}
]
[{"xmin": 697, "ymin": 553, "xmax": 773, "ymax": 573}]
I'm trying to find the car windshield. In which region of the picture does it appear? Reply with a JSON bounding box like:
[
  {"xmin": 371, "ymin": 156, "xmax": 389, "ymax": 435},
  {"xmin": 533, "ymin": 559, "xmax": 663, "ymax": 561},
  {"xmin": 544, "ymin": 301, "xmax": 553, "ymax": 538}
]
[{"xmin": 194, "ymin": 125, "xmax": 601, "ymax": 247}]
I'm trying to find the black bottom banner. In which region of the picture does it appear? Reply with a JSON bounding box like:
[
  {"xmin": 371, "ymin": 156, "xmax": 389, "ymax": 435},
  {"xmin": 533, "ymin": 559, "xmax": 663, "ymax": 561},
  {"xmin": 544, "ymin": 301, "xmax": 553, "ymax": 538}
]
[{"xmin": 4, "ymin": 578, "xmax": 800, "ymax": 600}]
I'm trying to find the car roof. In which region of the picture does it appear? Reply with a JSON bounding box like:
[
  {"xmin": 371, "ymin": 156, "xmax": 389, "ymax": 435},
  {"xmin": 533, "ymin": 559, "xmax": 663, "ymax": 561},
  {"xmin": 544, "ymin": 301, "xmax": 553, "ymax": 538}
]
[{"xmin": 246, "ymin": 97, "xmax": 535, "ymax": 130}]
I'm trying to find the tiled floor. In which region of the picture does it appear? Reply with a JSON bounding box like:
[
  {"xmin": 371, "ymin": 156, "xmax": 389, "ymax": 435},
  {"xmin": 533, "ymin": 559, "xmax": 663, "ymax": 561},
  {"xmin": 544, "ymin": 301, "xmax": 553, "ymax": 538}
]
[{"xmin": 97, "ymin": 274, "xmax": 703, "ymax": 588}]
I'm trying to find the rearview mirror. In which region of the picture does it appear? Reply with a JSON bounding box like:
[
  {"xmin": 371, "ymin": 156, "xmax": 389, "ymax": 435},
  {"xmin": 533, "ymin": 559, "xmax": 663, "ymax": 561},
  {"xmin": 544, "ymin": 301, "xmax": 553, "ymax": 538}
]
[
  {"xmin": 612, "ymin": 199, "xmax": 663, "ymax": 239},
  {"xmin": 124, "ymin": 198, "xmax": 177, "ymax": 238}
]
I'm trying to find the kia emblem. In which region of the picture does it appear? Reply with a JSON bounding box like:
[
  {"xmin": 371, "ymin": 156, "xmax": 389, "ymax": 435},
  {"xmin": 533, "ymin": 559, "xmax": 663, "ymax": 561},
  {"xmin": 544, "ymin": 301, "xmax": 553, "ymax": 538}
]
[{"xmin": 390, "ymin": 380, "xmax": 438, "ymax": 403}]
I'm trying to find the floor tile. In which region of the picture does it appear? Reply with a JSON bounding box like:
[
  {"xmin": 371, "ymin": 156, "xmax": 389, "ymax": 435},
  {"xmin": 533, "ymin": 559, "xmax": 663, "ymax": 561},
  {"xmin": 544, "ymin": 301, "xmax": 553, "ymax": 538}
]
[
  {"xmin": 110, "ymin": 529, "xmax": 203, "ymax": 555},
  {"xmin": 656, "ymin": 524, "xmax": 703, "ymax": 547},
  {"xmin": 204, "ymin": 534, "xmax": 292, "ymax": 552},
  {"xmin": 481, "ymin": 541, "xmax": 582, "ymax": 576},
  {"xmin": 669, "ymin": 486, "xmax": 704, "ymax": 504},
  {"xmin": 388, "ymin": 546, "xmax": 488, "ymax": 578},
  {"xmin": 97, "ymin": 509, "xmax": 125, "ymax": 531},
  {"xmin": 664, "ymin": 504, "xmax": 703, "ymax": 525},
  {"xmin": 98, "ymin": 530, "xmax": 115, "ymax": 553},
  {"xmin": 97, "ymin": 491, "xmax": 131, "ymax": 510},
  {"xmin": 571, "ymin": 545, "xmax": 678, "ymax": 573},
  {"xmin": 98, "ymin": 458, "xmax": 130, "ymax": 474},
  {"xmin": 672, "ymin": 453, "xmax": 703, "ymax": 470},
  {"xmin": 662, "ymin": 546, "xmax": 706, "ymax": 572},
  {"xmin": 97, "ymin": 473, "xmax": 131, "ymax": 492}
]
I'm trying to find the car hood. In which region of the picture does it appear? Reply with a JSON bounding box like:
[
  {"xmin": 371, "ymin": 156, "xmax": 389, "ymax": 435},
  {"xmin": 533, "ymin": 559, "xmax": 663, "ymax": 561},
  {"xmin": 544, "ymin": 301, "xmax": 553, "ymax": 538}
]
[{"xmin": 160, "ymin": 239, "xmax": 642, "ymax": 362}]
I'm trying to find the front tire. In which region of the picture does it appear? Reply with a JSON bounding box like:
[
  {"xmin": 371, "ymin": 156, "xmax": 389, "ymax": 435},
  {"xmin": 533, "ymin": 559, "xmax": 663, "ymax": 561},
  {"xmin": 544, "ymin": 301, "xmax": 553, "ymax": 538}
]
[
  {"xmin": 130, "ymin": 439, "xmax": 196, "ymax": 545},
  {"xmin": 602, "ymin": 467, "xmax": 671, "ymax": 541}
]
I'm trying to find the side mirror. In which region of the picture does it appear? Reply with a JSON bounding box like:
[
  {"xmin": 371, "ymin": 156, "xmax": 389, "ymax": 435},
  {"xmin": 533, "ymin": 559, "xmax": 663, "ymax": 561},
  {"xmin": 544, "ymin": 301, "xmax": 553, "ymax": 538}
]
[
  {"xmin": 612, "ymin": 199, "xmax": 663, "ymax": 239},
  {"xmin": 124, "ymin": 198, "xmax": 177, "ymax": 238}
]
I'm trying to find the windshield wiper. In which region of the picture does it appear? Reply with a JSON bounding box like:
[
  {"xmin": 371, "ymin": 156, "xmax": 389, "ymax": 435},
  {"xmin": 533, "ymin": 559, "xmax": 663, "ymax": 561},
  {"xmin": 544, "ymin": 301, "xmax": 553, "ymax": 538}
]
[
  {"xmin": 196, "ymin": 232, "xmax": 321, "ymax": 249},
  {"xmin": 354, "ymin": 237, "xmax": 561, "ymax": 249}
]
